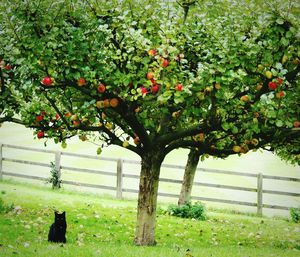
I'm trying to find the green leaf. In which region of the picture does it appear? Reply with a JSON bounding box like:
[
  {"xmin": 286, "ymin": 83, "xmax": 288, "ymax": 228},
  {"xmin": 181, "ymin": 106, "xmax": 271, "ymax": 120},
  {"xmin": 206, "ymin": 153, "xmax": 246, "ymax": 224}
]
[
  {"xmin": 96, "ymin": 147, "xmax": 102, "ymax": 155},
  {"xmin": 231, "ymin": 126, "xmax": 239, "ymax": 134},
  {"xmin": 276, "ymin": 120, "xmax": 283, "ymax": 127},
  {"xmin": 221, "ymin": 123, "xmax": 230, "ymax": 131},
  {"xmin": 276, "ymin": 18, "xmax": 284, "ymax": 25}
]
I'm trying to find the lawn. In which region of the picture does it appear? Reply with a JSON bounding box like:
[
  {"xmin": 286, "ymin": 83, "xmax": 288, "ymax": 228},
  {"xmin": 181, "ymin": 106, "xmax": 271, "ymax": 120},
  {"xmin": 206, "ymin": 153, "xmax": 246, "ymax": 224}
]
[{"xmin": 0, "ymin": 180, "xmax": 299, "ymax": 257}]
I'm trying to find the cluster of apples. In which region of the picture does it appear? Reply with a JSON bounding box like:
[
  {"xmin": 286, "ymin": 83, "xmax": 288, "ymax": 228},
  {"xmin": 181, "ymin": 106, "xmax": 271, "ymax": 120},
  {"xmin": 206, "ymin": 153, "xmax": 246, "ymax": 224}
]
[
  {"xmin": 268, "ymin": 77, "xmax": 285, "ymax": 98},
  {"xmin": 148, "ymin": 49, "xmax": 169, "ymax": 68},
  {"xmin": 147, "ymin": 49, "xmax": 185, "ymax": 93},
  {"xmin": 35, "ymin": 110, "xmax": 47, "ymax": 138},
  {"xmin": 95, "ymin": 82, "xmax": 119, "ymax": 108},
  {"xmin": 35, "ymin": 111, "xmax": 62, "ymax": 139},
  {"xmin": 66, "ymin": 114, "xmax": 92, "ymax": 127},
  {"xmin": 263, "ymin": 71, "xmax": 285, "ymax": 98},
  {"xmin": 144, "ymin": 71, "xmax": 183, "ymax": 95},
  {"xmin": 268, "ymin": 77, "xmax": 282, "ymax": 89},
  {"xmin": 232, "ymin": 138, "xmax": 259, "ymax": 153},
  {"xmin": 122, "ymin": 135, "xmax": 140, "ymax": 148},
  {"xmin": 146, "ymin": 72, "xmax": 159, "ymax": 94},
  {"xmin": 96, "ymin": 98, "xmax": 119, "ymax": 109}
]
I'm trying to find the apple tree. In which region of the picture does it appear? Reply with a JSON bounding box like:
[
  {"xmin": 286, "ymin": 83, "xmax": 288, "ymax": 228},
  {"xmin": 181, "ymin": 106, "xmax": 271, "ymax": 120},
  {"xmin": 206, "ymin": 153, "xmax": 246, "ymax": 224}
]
[
  {"xmin": 0, "ymin": 0, "xmax": 299, "ymax": 246},
  {"xmin": 174, "ymin": 0, "xmax": 300, "ymax": 205}
]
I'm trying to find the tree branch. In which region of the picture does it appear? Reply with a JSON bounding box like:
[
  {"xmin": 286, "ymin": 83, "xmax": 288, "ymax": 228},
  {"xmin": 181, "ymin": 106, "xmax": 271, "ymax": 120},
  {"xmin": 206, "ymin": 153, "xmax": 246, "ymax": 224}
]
[
  {"xmin": 157, "ymin": 121, "xmax": 209, "ymax": 146},
  {"xmin": 0, "ymin": 116, "xmax": 24, "ymax": 125}
]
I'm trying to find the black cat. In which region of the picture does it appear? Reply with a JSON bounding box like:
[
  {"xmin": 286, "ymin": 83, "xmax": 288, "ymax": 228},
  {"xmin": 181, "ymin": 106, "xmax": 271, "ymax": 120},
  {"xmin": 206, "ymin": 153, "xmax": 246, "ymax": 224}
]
[{"xmin": 48, "ymin": 211, "xmax": 67, "ymax": 243}]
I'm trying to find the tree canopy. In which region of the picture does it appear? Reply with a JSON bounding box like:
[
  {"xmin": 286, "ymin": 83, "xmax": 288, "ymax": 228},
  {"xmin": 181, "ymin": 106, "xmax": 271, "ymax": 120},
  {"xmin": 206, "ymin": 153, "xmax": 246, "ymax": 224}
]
[{"xmin": 0, "ymin": 0, "xmax": 299, "ymax": 245}]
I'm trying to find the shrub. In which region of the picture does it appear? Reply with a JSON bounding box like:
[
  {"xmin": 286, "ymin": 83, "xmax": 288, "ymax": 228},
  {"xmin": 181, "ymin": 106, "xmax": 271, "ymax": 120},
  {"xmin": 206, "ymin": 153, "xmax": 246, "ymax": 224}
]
[
  {"xmin": 290, "ymin": 207, "xmax": 300, "ymax": 223},
  {"xmin": 167, "ymin": 201, "xmax": 206, "ymax": 220},
  {"xmin": 47, "ymin": 162, "xmax": 62, "ymax": 189}
]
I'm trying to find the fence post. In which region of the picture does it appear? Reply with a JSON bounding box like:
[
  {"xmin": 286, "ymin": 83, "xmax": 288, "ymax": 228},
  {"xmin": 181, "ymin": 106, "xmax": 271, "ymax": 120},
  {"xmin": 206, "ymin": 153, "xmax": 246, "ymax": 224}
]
[
  {"xmin": 0, "ymin": 144, "xmax": 3, "ymax": 180},
  {"xmin": 116, "ymin": 159, "xmax": 123, "ymax": 199},
  {"xmin": 55, "ymin": 151, "xmax": 62, "ymax": 181},
  {"xmin": 257, "ymin": 173, "xmax": 263, "ymax": 216}
]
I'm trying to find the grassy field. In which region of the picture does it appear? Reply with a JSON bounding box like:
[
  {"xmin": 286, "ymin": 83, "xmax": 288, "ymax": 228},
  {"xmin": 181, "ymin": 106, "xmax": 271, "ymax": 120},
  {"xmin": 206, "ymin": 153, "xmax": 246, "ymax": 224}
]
[
  {"xmin": 0, "ymin": 180, "xmax": 300, "ymax": 257},
  {"xmin": 0, "ymin": 122, "xmax": 300, "ymax": 217}
]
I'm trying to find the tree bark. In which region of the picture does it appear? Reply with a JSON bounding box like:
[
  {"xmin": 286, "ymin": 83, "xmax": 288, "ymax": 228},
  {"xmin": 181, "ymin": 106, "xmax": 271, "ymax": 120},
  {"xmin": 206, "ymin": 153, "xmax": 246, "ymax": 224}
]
[
  {"xmin": 134, "ymin": 149, "xmax": 164, "ymax": 246},
  {"xmin": 178, "ymin": 149, "xmax": 201, "ymax": 206}
]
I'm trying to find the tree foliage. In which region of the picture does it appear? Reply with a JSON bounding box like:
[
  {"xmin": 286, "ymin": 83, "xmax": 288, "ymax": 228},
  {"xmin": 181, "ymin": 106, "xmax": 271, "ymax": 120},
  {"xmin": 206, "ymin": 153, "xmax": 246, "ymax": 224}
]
[
  {"xmin": 0, "ymin": 0, "xmax": 299, "ymax": 159},
  {"xmin": 0, "ymin": 0, "xmax": 299, "ymax": 245}
]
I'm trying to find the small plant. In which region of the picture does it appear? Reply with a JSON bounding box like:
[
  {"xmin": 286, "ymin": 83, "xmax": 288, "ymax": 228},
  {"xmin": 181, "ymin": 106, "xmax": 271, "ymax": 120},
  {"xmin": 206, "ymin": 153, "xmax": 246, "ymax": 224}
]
[
  {"xmin": 167, "ymin": 201, "xmax": 206, "ymax": 220},
  {"xmin": 290, "ymin": 207, "xmax": 300, "ymax": 223},
  {"xmin": 47, "ymin": 162, "xmax": 62, "ymax": 189}
]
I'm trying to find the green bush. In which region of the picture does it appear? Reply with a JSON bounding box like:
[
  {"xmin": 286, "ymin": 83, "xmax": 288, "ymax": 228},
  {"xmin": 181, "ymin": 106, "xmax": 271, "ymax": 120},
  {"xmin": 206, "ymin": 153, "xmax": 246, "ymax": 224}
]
[
  {"xmin": 47, "ymin": 162, "xmax": 62, "ymax": 189},
  {"xmin": 167, "ymin": 201, "xmax": 206, "ymax": 220},
  {"xmin": 290, "ymin": 207, "xmax": 300, "ymax": 223}
]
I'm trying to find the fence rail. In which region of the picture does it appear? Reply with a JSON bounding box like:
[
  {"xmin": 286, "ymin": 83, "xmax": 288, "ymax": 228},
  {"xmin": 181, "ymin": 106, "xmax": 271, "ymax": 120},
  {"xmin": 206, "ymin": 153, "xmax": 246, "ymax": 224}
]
[{"xmin": 0, "ymin": 143, "xmax": 300, "ymax": 215}]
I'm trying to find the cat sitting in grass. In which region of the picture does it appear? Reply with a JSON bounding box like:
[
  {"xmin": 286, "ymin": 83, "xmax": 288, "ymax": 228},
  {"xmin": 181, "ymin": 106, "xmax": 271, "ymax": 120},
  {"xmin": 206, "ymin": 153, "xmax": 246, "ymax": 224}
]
[{"xmin": 48, "ymin": 211, "xmax": 67, "ymax": 243}]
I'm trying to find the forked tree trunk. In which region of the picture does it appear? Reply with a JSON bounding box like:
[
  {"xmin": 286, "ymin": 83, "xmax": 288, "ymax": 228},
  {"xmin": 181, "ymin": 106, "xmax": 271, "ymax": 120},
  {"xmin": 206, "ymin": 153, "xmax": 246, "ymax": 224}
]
[
  {"xmin": 178, "ymin": 149, "xmax": 201, "ymax": 206},
  {"xmin": 134, "ymin": 150, "xmax": 164, "ymax": 246}
]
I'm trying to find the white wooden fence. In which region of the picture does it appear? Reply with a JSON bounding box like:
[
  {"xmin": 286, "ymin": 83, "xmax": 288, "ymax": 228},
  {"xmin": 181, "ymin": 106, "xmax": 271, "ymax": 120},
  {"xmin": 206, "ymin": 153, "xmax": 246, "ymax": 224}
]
[{"xmin": 0, "ymin": 143, "xmax": 300, "ymax": 216}]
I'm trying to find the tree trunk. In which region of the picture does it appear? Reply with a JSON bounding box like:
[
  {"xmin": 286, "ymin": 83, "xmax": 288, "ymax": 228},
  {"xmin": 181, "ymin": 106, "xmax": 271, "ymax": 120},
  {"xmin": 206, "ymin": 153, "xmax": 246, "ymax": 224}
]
[
  {"xmin": 134, "ymin": 150, "xmax": 164, "ymax": 246},
  {"xmin": 178, "ymin": 149, "xmax": 201, "ymax": 206}
]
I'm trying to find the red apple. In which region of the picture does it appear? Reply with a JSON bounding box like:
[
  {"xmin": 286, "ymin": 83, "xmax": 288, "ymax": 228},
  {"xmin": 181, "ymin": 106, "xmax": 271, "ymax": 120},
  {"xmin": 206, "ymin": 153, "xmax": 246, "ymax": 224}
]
[
  {"xmin": 64, "ymin": 112, "xmax": 72, "ymax": 118},
  {"xmin": 161, "ymin": 58, "xmax": 169, "ymax": 68},
  {"xmin": 293, "ymin": 121, "xmax": 300, "ymax": 128},
  {"xmin": 103, "ymin": 99, "xmax": 110, "ymax": 107},
  {"xmin": 276, "ymin": 91, "xmax": 285, "ymax": 98},
  {"xmin": 56, "ymin": 113, "xmax": 60, "ymax": 120},
  {"xmin": 140, "ymin": 87, "xmax": 148, "ymax": 95},
  {"xmin": 148, "ymin": 49, "xmax": 157, "ymax": 56},
  {"xmin": 97, "ymin": 83, "xmax": 106, "ymax": 93},
  {"xmin": 77, "ymin": 77, "xmax": 86, "ymax": 86},
  {"xmin": 134, "ymin": 136, "xmax": 140, "ymax": 145},
  {"xmin": 150, "ymin": 78, "xmax": 157, "ymax": 85},
  {"xmin": 73, "ymin": 120, "xmax": 80, "ymax": 127},
  {"xmin": 41, "ymin": 76, "xmax": 53, "ymax": 86},
  {"xmin": 175, "ymin": 84, "xmax": 183, "ymax": 91},
  {"xmin": 109, "ymin": 98, "xmax": 119, "ymax": 108},
  {"xmin": 147, "ymin": 72, "xmax": 154, "ymax": 80},
  {"xmin": 240, "ymin": 95, "xmax": 250, "ymax": 102},
  {"xmin": 277, "ymin": 77, "xmax": 283, "ymax": 85},
  {"xmin": 268, "ymin": 81, "xmax": 277, "ymax": 90},
  {"xmin": 151, "ymin": 84, "xmax": 159, "ymax": 93},
  {"xmin": 4, "ymin": 64, "xmax": 12, "ymax": 70},
  {"xmin": 36, "ymin": 115, "xmax": 44, "ymax": 122},
  {"xmin": 37, "ymin": 131, "xmax": 45, "ymax": 139}
]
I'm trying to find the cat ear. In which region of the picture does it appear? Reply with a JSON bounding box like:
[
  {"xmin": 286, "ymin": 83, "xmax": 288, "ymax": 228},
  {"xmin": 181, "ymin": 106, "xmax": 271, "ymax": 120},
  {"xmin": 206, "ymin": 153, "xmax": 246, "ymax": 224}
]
[{"xmin": 62, "ymin": 211, "xmax": 65, "ymax": 215}]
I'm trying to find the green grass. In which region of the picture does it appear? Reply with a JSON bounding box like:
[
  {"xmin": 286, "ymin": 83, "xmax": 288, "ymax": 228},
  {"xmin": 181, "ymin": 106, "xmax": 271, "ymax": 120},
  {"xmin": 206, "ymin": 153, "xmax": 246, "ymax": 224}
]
[{"xmin": 0, "ymin": 180, "xmax": 299, "ymax": 257}]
